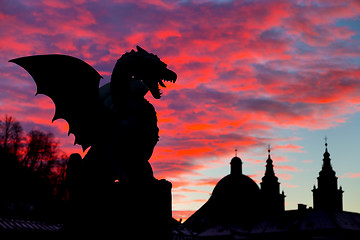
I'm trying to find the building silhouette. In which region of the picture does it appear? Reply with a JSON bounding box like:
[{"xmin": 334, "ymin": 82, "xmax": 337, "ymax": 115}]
[
  {"xmin": 184, "ymin": 149, "xmax": 284, "ymax": 234},
  {"xmin": 183, "ymin": 143, "xmax": 360, "ymax": 240},
  {"xmin": 260, "ymin": 147, "xmax": 285, "ymax": 215},
  {"xmin": 184, "ymin": 151, "xmax": 261, "ymax": 233},
  {"xmin": 312, "ymin": 141, "xmax": 343, "ymax": 211},
  {"xmin": 2, "ymin": 139, "xmax": 360, "ymax": 239}
]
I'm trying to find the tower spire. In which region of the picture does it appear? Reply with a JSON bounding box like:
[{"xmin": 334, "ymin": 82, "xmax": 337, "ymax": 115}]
[
  {"xmin": 325, "ymin": 136, "xmax": 328, "ymax": 148},
  {"xmin": 312, "ymin": 140, "xmax": 343, "ymax": 211},
  {"xmin": 265, "ymin": 145, "xmax": 275, "ymax": 177},
  {"xmin": 322, "ymin": 137, "xmax": 333, "ymax": 172},
  {"xmin": 260, "ymin": 146, "xmax": 285, "ymax": 214},
  {"xmin": 324, "ymin": 136, "xmax": 329, "ymax": 154}
]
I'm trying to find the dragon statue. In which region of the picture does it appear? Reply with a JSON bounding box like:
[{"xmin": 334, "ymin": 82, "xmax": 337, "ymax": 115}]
[
  {"xmin": 10, "ymin": 46, "xmax": 176, "ymax": 182},
  {"xmin": 10, "ymin": 46, "xmax": 177, "ymax": 237}
]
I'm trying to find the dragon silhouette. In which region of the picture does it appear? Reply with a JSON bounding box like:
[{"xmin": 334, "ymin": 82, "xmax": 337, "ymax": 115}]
[{"xmin": 10, "ymin": 46, "xmax": 177, "ymax": 182}]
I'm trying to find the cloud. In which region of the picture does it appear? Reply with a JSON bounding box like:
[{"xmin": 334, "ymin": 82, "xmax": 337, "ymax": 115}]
[
  {"xmin": 275, "ymin": 144, "xmax": 304, "ymax": 153},
  {"xmin": 340, "ymin": 172, "xmax": 360, "ymax": 178},
  {"xmin": 2, "ymin": 0, "xmax": 360, "ymax": 219},
  {"xmin": 193, "ymin": 177, "xmax": 221, "ymax": 187},
  {"xmin": 172, "ymin": 210, "xmax": 196, "ymax": 221},
  {"xmin": 276, "ymin": 165, "xmax": 302, "ymax": 172},
  {"xmin": 282, "ymin": 183, "xmax": 299, "ymax": 188}
]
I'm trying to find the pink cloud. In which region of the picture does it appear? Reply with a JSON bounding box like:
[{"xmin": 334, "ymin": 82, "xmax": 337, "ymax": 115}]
[
  {"xmin": 276, "ymin": 165, "xmax": 302, "ymax": 172},
  {"xmin": 282, "ymin": 183, "xmax": 299, "ymax": 188},
  {"xmin": 174, "ymin": 188, "xmax": 211, "ymax": 194},
  {"xmin": 275, "ymin": 144, "xmax": 304, "ymax": 153},
  {"xmin": 194, "ymin": 178, "xmax": 222, "ymax": 187},
  {"xmin": 0, "ymin": 36, "xmax": 34, "ymax": 54},
  {"xmin": 276, "ymin": 173, "xmax": 293, "ymax": 180},
  {"xmin": 2, "ymin": 0, "xmax": 360, "ymax": 220},
  {"xmin": 173, "ymin": 210, "xmax": 196, "ymax": 222},
  {"xmin": 340, "ymin": 172, "xmax": 360, "ymax": 178}
]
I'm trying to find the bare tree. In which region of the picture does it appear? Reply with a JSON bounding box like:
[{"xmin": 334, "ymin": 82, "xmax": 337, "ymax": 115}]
[
  {"xmin": 0, "ymin": 115, "xmax": 70, "ymax": 214},
  {"xmin": 22, "ymin": 130, "xmax": 59, "ymax": 171},
  {"xmin": 0, "ymin": 115, "xmax": 24, "ymax": 155},
  {"xmin": 10, "ymin": 121, "xmax": 23, "ymax": 156},
  {"xmin": 20, "ymin": 129, "xmax": 69, "ymax": 201}
]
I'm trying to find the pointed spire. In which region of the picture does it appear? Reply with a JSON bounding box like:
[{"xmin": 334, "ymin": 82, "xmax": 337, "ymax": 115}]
[
  {"xmin": 323, "ymin": 136, "xmax": 330, "ymax": 158},
  {"xmin": 260, "ymin": 146, "xmax": 285, "ymax": 214},
  {"xmin": 322, "ymin": 137, "xmax": 332, "ymax": 170},
  {"xmin": 319, "ymin": 138, "xmax": 336, "ymax": 178},
  {"xmin": 325, "ymin": 136, "xmax": 328, "ymax": 147},
  {"xmin": 264, "ymin": 145, "xmax": 275, "ymax": 177},
  {"xmin": 313, "ymin": 138, "xmax": 343, "ymax": 211}
]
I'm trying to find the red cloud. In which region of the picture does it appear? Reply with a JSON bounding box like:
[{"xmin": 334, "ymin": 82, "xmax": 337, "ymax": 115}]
[{"xmin": 2, "ymin": 0, "xmax": 360, "ymax": 220}]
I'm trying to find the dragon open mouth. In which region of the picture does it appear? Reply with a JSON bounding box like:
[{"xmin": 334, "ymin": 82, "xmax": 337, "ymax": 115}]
[
  {"xmin": 148, "ymin": 69, "xmax": 177, "ymax": 99},
  {"xmin": 157, "ymin": 78, "xmax": 176, "ymax": 98}
]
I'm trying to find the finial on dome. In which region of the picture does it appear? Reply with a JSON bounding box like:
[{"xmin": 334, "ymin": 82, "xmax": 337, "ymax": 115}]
[
  {"xmin": 325, "ymin": 136, "xmax": 328, "ymax": 148},
  {"xmin": 235, "ymin": 148, "xmax": 238, "ymax": 157},
  {"xmin": 268, "ymin": 144, "xmax": 271, "ymax": 156}
]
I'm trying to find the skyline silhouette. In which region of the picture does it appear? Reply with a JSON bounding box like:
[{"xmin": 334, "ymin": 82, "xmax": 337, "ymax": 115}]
[
  {"xmin": 1, "ymin": 130, "xmax": 359, "ymax": 238},
  {"xmin": 182, "ymin": 143, "xmax": 360, "ymax": 239}
]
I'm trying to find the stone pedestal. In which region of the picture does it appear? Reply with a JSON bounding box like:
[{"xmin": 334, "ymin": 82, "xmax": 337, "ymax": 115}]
[{"xmin": 64, "ymin": 177, "xmax": 172, "ymax": 239}]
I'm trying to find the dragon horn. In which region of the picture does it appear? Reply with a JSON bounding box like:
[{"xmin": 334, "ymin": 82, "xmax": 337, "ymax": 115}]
[{"xmin": 136, "ymin": 46, "xmax": 149, "ymax": 54}]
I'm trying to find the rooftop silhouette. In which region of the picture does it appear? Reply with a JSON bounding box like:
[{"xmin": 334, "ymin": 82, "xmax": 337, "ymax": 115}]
[{"xmin": 182, "ymin": 143, "xmax": 360, "ymax": 239}]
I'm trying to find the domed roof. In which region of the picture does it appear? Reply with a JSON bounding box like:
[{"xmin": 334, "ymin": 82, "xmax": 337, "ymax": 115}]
[
  {"xmin": 193, "ymin": 172, "xmax": 260, "ymax": 225},
  {"xmin": 185, "ymin": 154, "xmax": 261, "ymax": 230},
  {"xmin": 210, "ymin": 154, "xmax": 260, "ymax": 214},
  {"xmin": 211, "ymin": 173, "xmax": 260, "ymax": 204}
]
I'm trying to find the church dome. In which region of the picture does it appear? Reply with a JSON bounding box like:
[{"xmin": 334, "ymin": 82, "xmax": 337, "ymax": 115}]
[
  {"xmin": 209, "ymin": 172, "xmax": 260, "ymax": 212},
  {"xmin": 211, "ymin": 173, "xmax": 260, "ymax": 199},
  {"xmin": 184, "ymin": 153, "xmax": 261, "ymax": 231},
  {"xmin": 205, "ymin": 155, "xmax": 260, "ymax": 223}
]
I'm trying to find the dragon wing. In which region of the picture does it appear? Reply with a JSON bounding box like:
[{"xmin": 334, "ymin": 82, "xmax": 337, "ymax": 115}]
[{"xmin": 10, "ymin": 54, "xmax": 105, "ymax": 151}]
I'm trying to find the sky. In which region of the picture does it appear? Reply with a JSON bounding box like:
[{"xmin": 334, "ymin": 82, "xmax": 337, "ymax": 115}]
[{"xmin": 1, "ymin": 0, "xmax": 360, "ymax": 221}]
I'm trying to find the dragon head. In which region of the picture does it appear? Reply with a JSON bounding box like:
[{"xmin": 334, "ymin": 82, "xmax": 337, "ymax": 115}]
[{"xmin": 112, "ymin": 46, "xmax": 177, "ymax": 99}]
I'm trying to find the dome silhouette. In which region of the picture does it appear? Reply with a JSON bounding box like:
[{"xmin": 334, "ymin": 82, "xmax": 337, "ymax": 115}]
[
  {"xmin": 211, "ymin": 173, "xmax": 260, "ymax": 205},
  {"xmin": 208, "ymin": 164, "xmax": 260, "ymax": 222},
  {"xmin": 211, "ymin": 154, "xmax": 259, "ymax": 208},
  {"xmin": 185, "ymin": 153, "xmax": 260, "ymax": 232}
]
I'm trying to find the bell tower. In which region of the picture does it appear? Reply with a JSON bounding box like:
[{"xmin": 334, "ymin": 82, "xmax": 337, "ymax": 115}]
[
  {"xmin": 260, "ymin": 146, "xmax": 285, "ymax": 215},
  {"xmin": 312, "ymin": 139, "xmax": 343, "ymax": 211}
]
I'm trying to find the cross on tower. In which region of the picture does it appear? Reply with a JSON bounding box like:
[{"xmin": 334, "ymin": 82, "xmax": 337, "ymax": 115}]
[{"xmin": 325, "ymin": 136, "xmax": 328, "ymax": 147}]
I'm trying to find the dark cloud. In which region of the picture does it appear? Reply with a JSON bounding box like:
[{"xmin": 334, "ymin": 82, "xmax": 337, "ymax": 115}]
[
  {"xmin": 241, "ymin": 98, "xmax": 296, "ymax": 116},
  {"xmin": 1, "ymin": 0, "xmax": 360, "ymax": 217}
]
